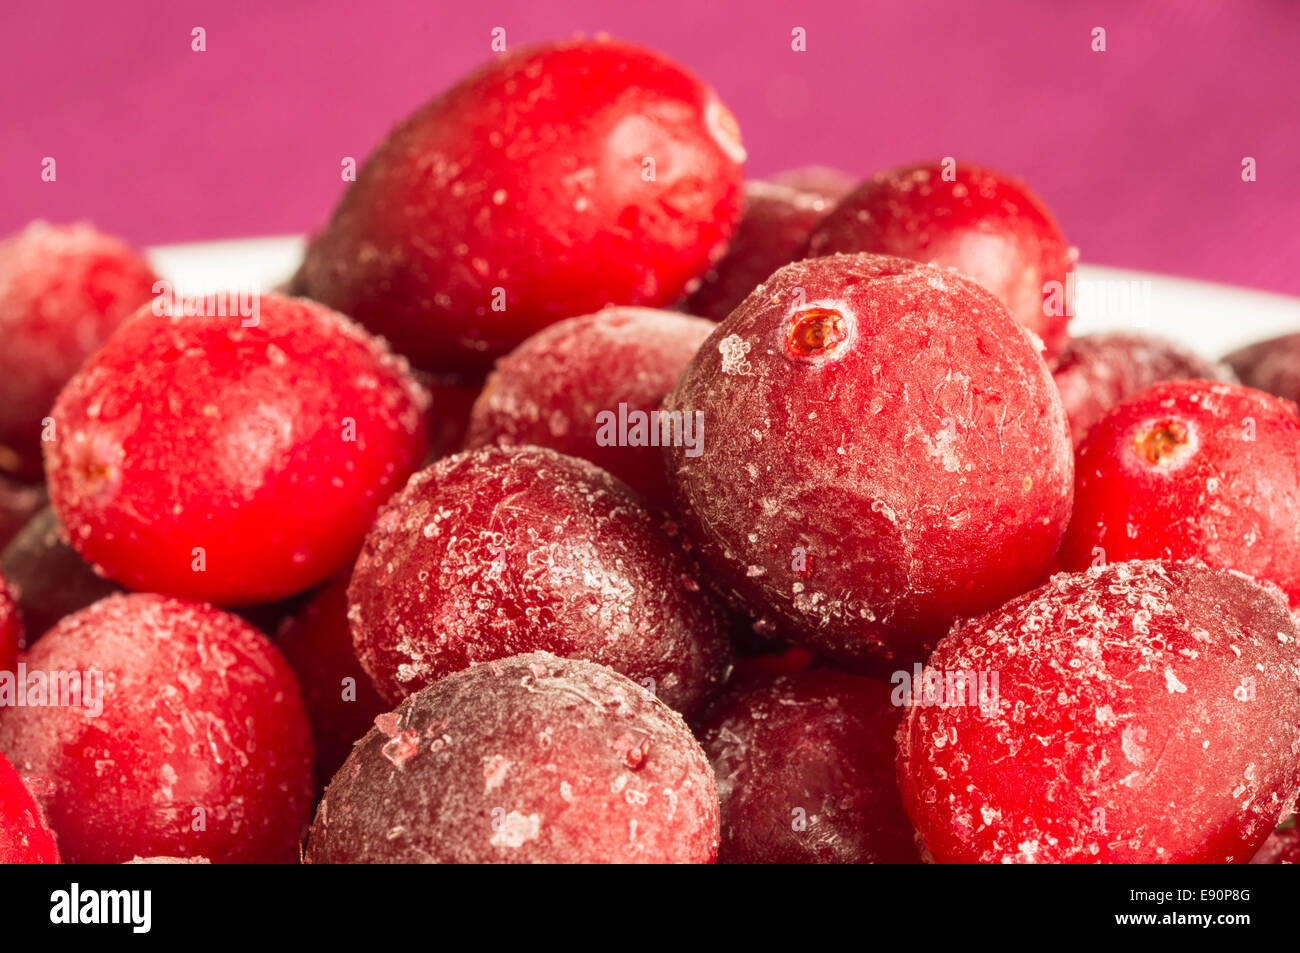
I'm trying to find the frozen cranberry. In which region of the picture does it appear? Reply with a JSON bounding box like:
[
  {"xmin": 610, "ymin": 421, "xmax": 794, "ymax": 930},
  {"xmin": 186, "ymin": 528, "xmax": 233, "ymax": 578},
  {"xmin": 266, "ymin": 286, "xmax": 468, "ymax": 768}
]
[
  {"xmin": 898, "ymin": 561, "xmax": 1300, "ymax": 864},
  {"xmin": 1052, "ymin": 332, "xmax": 1236, "ymax": 445},
  {"xmin": 700, "ymin": 669, "xmax": 917, "ymax": 863},
  {"xmin": 1, "ymin": 507, "xmax": 118, "ymax": 642},
  {"xmin": 463, "ymin": 306, "xmax": 714, "ymax": 507},
  {"xmin": 682, "ymin": 183, "xmax": 833, "ymax": 321},
  {"xmin": 0, "ymin": 222, "xmax": 158, "ymax": 480},
  {"xmin": 421, "ymin": 371, "xmax": 483, "ymax": 462},
  {"xmin": 350, "ymin": 446, "xmax": 730, "ymax": 717},
  {"xmin": 275, "ymin": 575, "xmax": 386, "ymax": 787},
  {"xmin": 0, "ymin": 570, "xmax": 19, "ymax": 675},
  {"xmin": 769, "ymin": 165, "xmax": 856, "ymax": 200},
  {"xmin": 664, "ymin": 253, "xmax": 1073, "ymax": 668},
  {"xmin": 1059, "ymin": 381, "xmax": 1300, "ymax": 604},
  {"xmin": 0, "ymin": 476, "xmax": 46, "ymax": 550},
  {"xmin": 44, "ymin": 293, "xmax": 429, "ymax": 606},
  {"xmin": 1225, "ymin": 332, "xmax": 1300, "ymax": 406},
  {"xmin": 1251, "ymin": 817, "xmax": 1300, "ymax": 864},
  {"xmin": 805, "ymin": 162, "xmax": 1074, "ymax": 357},
  {"xmin": 297, "ymin": 37, "xmax": 745, "ymax": 374},
  {"xmin": 0, "ymin": 751, "xmax": 59, "ymax": 863},
  {"xmin": 306, "ymin": 652, "xmax": 719, "ymax": 863},
  {"xmin": 0, "ymin": 593, "xmax": 314, "ymax": 863}
]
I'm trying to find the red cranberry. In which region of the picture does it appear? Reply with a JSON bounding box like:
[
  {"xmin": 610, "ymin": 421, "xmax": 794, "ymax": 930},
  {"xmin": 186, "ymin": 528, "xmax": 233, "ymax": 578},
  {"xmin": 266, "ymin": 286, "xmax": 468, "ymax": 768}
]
[
  {"xmin": 699, "ymin": 669, "xmax": 918, "ymax": 863},
  {"xmin": 0, "ymin": 222, "xmax": 158, "ymax": 480},
  {"xmin": 0, "ymin": 476, "xmax": 46, "ymax": 551},
  {"xmin": 463, "ymin": 306, "xmax": 714, "ymax": 508},
  {"xmin": 682, "ymin": 182, "xmax": 833, "ymax": 321},
  {"xmin": 305, "ymin": 652, "xmax": 719, "ymax": 863},
  {"xmin": 1, "ymin": 506, "xmax": 119, "ymax": 642},
  {"xmin": 0, "ymin": 751, "xmax": 59, "ymax": 863},
  {"xmin": 664, "ymin": 253, "xmax": 1073, "ymax": 668},
  {"xmin": 1059, "ymin": 381, "xmax": 1300, "ymax": 604},
  {"xmin": 0, "ymin": 593, "xmax": 314, "ymax": 863},
  {"xmin": 349, "ymin": 446, "xmax": 730, "ymax": 717},
  {"xmin": 0, "ymin": 570, "xmax": 19, "ymax": 675},
  {"xmin": 44, "ymin": 293, "xmax": 430, "ymax": 605},
  {"xmin": 805, "ymin": 161, "xmax": 1075, "ymax": 357},
  {"xmin": 1251, "ymin": 817, "xmax": 1300, "ymax": 864},
  {"xmin": 1225, "ymin": 332, "xmax": 1300, "ymax": 406},
  {"xmin": 275, "ymin": 575, "xmax": 386, "ymax": 788},
  {"xmin": 1052, "ymin": 332, "xmax": 1236, "ymax": 445},
  {"xmin": 898, "ymin": 561, "xmax": 1300, "ymax": 863},
  {"xmin": 297, "ymin": 37, "xmax": 745, "ymax": 374}
]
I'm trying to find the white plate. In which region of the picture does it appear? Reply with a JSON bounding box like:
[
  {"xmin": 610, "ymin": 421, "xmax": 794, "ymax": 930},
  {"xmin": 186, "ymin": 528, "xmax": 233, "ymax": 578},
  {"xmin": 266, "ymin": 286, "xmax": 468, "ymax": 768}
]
[{"xmin": 146, "ymin": 236, "xmax": 1300, "ymax": 359}]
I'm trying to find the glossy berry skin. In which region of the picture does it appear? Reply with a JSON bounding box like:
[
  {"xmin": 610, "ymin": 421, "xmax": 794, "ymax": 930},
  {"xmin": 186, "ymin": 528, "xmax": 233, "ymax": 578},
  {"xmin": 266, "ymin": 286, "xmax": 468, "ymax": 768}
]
[
  {"xmin": 805, "ymin": 162, "xmax": 1074, "ymax": 358},
  {"xmin": 664, "ymin": 253, "xmax": 1073, "ymax": 669},
  {"xmin": 297, "ymin": 37, "xmax": 745, "ymax": 374},
  {"xmin": 0, "ymin": 593, "xmax": 314, "ymax": 863},
  {"xmin": 0, "ymin": 751, "xmax": 59, "ymax": 863},
  {"xmin": 44, "ymin": 293, "xmax": 430, "ymax": 606},
  {"xmin": 1059, "ymin": 381, "xmax": 1300, "ymax": 604},
  {"xmin": 306, "ymin": 652, "xmax": 719, "ymax": 864},
  {"xmin": 1, "ymin": 507, "xmax": 118, "ymax": 642},
  {"xmin": 1052, "ymin": 332, "xmax": 1236, "ymax": 446},
  {"xmin": 349, "ymin": 446, "xmax": 730, "ymax": 717},
  {"xmin": 1225, "ymin": 332, "xmax": 1300, "ymax": 406},
  {"xmin": 464, "ymin": 307, "xmax": 714, "ymax": 507},
  {"xmin": 0, "ymin": 222, "xmax": 158, "ymax": 480},
  {"xmin": 699, "ymin": 669, "xmax": 917, "ymax": 864},
  {"xmin": 897, "ymin": 561, "xmax": 1300, "ymax": 864},
  {"xmin": 0, "ymin": 569, "xmax": 19, "ymax": 675},
  {"xmin": 275, "ymin": 575, "xmax": 386, "ymax": 788},
  {"xmin": 682, "ymin": 182, "xmax": 832, "ymax": 321}
]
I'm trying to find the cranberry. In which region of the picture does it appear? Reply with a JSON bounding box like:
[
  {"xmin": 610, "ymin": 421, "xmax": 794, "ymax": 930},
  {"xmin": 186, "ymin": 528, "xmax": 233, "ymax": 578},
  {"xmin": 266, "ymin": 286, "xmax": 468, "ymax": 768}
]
[
  {"xmin": 768, "ymin": 165, "xmax": 857, "ymax": 200},
  {"xmin": 297, "ymin": 37, "xmax": 745, "ymax": 374},
  {"xmin": 44, "ymin": 293, "xmax": 429, "ymax": 605},
  {"xmin": 0, "ymin": 751, "xmax": 59, "ymax": 863},
  {"xmin": 0, "ymin": 593, "xmax": 314, "ymax": 863},
  {"xmin": 699, "ymin": 669, "xmax": 918, "ymax": 863},
  {"xmin": 463, "ymin": 306, "xmax": 714, "ymax": 508},
  {"xmin": 682, "ymin": 182, "xmax": 833, "ymax": 321},
  {"xmin": 805, "ymin": 161, "xmax": 1075, "ymax": 357},
  {"xmin": 1052, "ymin": 332, "xmax": 1236, "ymax": 446},
  {"xmin": 349, "ymin": 446, "xmax": 730, "ymax": 717},
  {"xmin": 664, "ymin": 253, "xmax": 1073, "ymax": 668},
  {"xmin": 0, "ymin": 570, "xmax": 19, "ymax": 675},
  {"xmin": 898, "ymin": 561, "xmax": 1300, "ymax": 864},
  {"xmin": 1, "ymin": 506, "xmax": 119, "ymax": 642},
  {"xmin": 305, "ymin": 652, "xmax": 719, "ymax": 863},
  {"xmin": 1251, "ymin": 817, "xmax": 1300, "ymax": 864},
  {"xmin": 0, "ymin": 476, "xmax": 46, "ymax": 551},
  {"xmin": 275, "ymin": 575, "xmax": 386, "ymax": 788},
  {"xmin": 0, "ymin": 222, "xmax": 158, "ymax": 480},
  {"xmin": 1059, "ymin": 380, "xmax": 1300, "ymax": 603},
  {"xmin": 1225, "ymin": 332, "xmax": 1300, "ymax": 406}
]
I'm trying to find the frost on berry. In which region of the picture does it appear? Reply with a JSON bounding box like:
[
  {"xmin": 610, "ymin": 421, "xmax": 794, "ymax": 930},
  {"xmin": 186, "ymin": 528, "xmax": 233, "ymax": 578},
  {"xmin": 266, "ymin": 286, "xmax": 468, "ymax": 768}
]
[
  {"xmin": 897, "ymin": 561, "xmax": 1300, "ymax": 864},
  {"xmin": 305, "ymin": 652, "xmax": 719, "ymax": 864}
]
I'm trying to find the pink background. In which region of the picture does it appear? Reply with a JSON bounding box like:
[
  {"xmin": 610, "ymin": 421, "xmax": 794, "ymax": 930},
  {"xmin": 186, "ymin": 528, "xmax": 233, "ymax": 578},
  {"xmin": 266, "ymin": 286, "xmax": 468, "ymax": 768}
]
[{"xmin": 3, "ymin": 1, "xmax": 1298, "ymax": 295}]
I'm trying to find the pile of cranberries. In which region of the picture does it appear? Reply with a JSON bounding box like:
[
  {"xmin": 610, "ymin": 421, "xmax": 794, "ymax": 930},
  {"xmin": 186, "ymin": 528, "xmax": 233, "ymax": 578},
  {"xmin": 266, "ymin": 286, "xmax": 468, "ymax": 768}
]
[{"xmin": 1, "ymin": 36, "xmax": 1297, "ymax": 866}]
